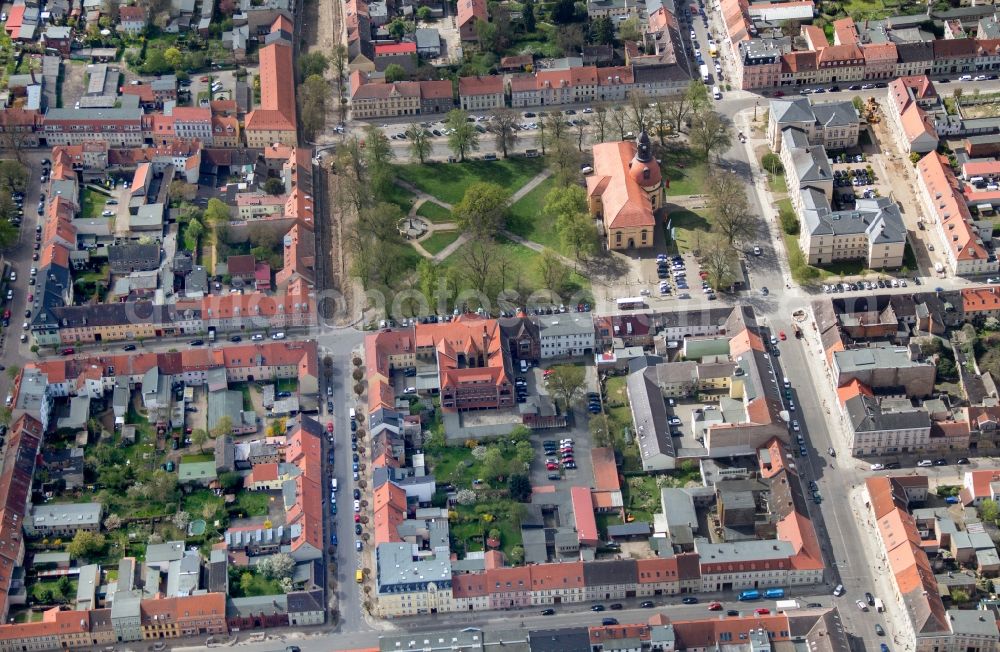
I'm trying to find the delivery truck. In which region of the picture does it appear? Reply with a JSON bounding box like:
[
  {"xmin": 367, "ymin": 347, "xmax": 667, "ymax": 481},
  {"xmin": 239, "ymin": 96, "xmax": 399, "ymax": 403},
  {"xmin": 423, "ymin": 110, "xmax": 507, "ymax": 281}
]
[{"xmin": 700, "ymin": 64, "xmax": 710, "ymax": 83}]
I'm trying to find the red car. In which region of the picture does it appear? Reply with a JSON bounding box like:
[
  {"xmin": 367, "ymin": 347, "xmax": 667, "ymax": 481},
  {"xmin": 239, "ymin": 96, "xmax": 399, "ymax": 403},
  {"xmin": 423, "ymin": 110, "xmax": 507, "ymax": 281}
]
[
  {"xmin": 1, "ymin": 310, "xmax": 8, "ymax": 319},
  {"xmin": 779, "ymin": 330, "xmax": 786, "ymax": 341},
  {"xmin": 61, "ymin": 347, "xmax": 74, "ymax": 355},
  {"xmin": 200, "ymin": 76, "xmax": 209, "ymax": 82},
  {"xmin": 354, "ymin": 514, "xmax": 360, "ymax": 523},
  {"xmin": 543, "ymin": 369, "xmax": 554, "ymax": 376},
  {"xmin": 546, "ymin": 463, "xmax": 559, "ymax": 470},
  {"xmin": 754, "ymin": 608, "xmax": 770, "ymax": 615},
  {"xmin": 708, "ymin": 602, "xmax": 723, "ymax": 611},
  {"xmin": 326, "ymin": 421, "xmax": 334, "ymax": 433}
]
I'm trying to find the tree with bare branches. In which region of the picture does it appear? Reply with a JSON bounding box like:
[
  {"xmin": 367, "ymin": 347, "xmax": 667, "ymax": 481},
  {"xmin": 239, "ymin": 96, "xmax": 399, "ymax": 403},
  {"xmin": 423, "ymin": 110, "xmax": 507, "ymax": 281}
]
[
  {"xmin": 489, "ymin": 107, "xmax": 519, "ymax": 158},
  {"xmin": 592, "ymin": 103, "xmax": 610, "ymax": 143}
]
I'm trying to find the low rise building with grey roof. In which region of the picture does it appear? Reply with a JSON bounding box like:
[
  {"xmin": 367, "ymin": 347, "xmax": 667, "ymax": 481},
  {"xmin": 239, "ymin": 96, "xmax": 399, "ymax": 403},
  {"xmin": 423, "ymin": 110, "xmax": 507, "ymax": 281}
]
[
  {"xmin": 781, "ymin": 127, "xmax": 833, "ymax": 200},
  {"xmin": 129, "ymin": 202, "xmax": 164, "ymax": 232},
  {"xmin": 27, "ymin": 502, "xmax": 102, "ymax": 537},
  {"xmin": 414, "ymin": 28, "xmax": 441, "ymax": 55},
  {"xmin": 843, "ymin": 392, "xmax": 932, "ymax": 456},
  {"xmin": 833, "ymin": 345, "xmax": 937, "ymax": 398},
  {"xmin": 626, "ymin": 364, "xmax": 676, "ymax": 471},
  {"xmin": 208, "ymin": 389, "xmax": 257, "ymax": 435},
  {"xmin": 800, "ymin": 192, "xmax": 907, "ymax": 269},
  {"xmin": 76, "ymin": 564, "xmax": 99, "ymax": 611},
  {"xmin": 375, "ymin": 542, "xmax": 452, "ymax": 612},
  {"xmin": 768, "ymin": 97, "xmax": 860, "ymax": 151},
  {"xmin": 536, "ymin": 312, "xmax": 595, "ymax": 359}
]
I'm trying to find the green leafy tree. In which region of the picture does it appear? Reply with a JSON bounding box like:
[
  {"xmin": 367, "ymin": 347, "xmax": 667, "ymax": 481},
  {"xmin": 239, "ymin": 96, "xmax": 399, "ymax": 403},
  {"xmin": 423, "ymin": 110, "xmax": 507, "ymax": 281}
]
[
  {"xmin": 590, "ymin": 15, "xmax": 614, "ymax": 44},
  {"xmin": 453, "ymin": 182, "xmax": 509, "ymax": 238},
  {"xmin": 240, "ymin": 572, "xmax": 254, "ymax": 594},
  {"xmin": 980, "ymin": 498, "xmax": 1000, "ymax": 523},
  {"xmin": 262, "ymin": 177, "xmax": 285, "ymax": 195},
  {"xmin": 191, "ymin": 428, "xmax": 208, "ymax": 452},
  {"xmin": 183, "ymin": 219, "xmax": 204, "ymax": 251},
  {"xmin": 761, "ymin": 152, "xmax": 783, "ymax": 175},
  {"xmin": 416, "ymin": 6, "xmax": 433, "ymax": 21},
  {"xmin": 619, "ymin": 16, "xmax": 642, "ymax": 42},
  {"xmin": 551, "ymin": 0, "xmax": 576, "ymax": 23},
  {"xmin": 509, "ymin": 545, "xmax": 525, "ymax": 565},
  {"xmin": 57, "ymin": 576, "xmax": 72, "ymax": 598},
  {"xmin": 445, "ymin": 109, "xmax": 480, "ymax": 161},
  {"xmin": 163, "ymin": 47, "xmax": 183, "ymax": 70},
  {"xmin": 211, "ymin": 415, "xmax": 233, "ymax": 439},
  {"xmin": 67, "ymin": 530, "xmax": 106, "ymax": 560},
  {"xmin": 219, "ymin": 471, "xmax": 243, "ymax": 492},
  {"xmin": 406, "ymin": 124, "xmax": 432, "ymax": 163},
  {"xmin": 298, "ymin": 51, "xmax": 328, "ymax": 78},
  {"xmin": 384, "ymin": 63, "xmax": 407, "ymax": 82},
  {"xmin": 521, "ymin": 0, "xmax": 536, "ymax": 32},
  {"xmin": 508, "ymin": 474, "xmax": 532, "ymax": 502},
  {"xmin": 204, "ymin": 197, "xmax": 231, "ymax": 225},
  {"xmin": 546, "ymin": 364, "xmax": 586, "ymax": 410},
  {"xmin": 298, "ymin": 74, "xmax": 332, "ymax": 142},
  {"xmin": 544, "ymin": 185, "xmax": 597, "ymax": 260}
]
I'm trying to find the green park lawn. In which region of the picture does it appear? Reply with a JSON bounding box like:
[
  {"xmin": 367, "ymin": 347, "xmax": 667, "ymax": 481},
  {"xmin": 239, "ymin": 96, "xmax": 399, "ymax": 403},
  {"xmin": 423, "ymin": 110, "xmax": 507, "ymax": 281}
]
[
  {"xmin": 506, "ymin": 176, "xmax": 562, "ymax": 252},
  {"xmin": 665, "ymin": 208, "xmax": 712, "ymax": 254},
  {"xmin": 660, "ymin": 146, "xmax": 709, "ymax": 196},
  {"xmin": 441, "ymin": 235, "xmax": 590, "ymax": 296},
  {"xmin": 396, "ymin": 158, "xmax": 546, "ymax": 205},
  {"xmin": 421, "ymin": 230, "xmax": 462, "ymax": 256},
  {"xmin": 416, "ymin": 200, "xmax": 454, "ymax": 223}
]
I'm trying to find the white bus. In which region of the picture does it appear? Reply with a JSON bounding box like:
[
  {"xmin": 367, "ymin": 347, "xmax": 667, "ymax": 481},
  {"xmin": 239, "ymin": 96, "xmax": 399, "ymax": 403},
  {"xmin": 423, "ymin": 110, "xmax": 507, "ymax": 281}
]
[{"xmin": 617, "ymin": 297, "xmax": 647, "ymax": 310}]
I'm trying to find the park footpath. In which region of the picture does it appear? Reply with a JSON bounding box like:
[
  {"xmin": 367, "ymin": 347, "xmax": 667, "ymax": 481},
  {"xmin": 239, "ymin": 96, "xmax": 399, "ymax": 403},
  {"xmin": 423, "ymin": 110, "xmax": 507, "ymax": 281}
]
[{"xmin": 398, "ymin": 169, "xmax": 555, "ymax": 263}]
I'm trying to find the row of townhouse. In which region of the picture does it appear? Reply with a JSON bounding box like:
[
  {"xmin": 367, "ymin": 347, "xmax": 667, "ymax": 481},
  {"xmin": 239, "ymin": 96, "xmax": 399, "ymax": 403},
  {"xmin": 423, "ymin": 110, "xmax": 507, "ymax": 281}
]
[
  {"xmin": 728, "ymin": 11, "xmax": 1000, "ymax": 91},
  {"xmin": 0, "ymin": 18, "xmax": 292, "ymax": 150},
  {"xmin": 352, "ymin": 62, "xmax": 693, "ymax": 119},
  {"xmin": 19, "ymin": 339, "xmax": 319, "ymax": 405},
  {"xmin": 30, "ymin": 276, "xmax": 314, "ymax": 347},
  {"xmin": 380, "ymin": 555, "xmax": 703, "ymax": 617},
  {"xmin": 914, "ymin": 151, "xmax": 999, "ymax": 277},
  {"xmin": 0, "ymin": 591, "xmax": 229, "ymax": 651}
]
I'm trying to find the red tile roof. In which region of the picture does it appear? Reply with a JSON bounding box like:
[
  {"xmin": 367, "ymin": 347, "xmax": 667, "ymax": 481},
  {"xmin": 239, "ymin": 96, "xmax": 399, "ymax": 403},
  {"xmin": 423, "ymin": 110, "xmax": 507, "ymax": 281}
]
[
  {"xmin": 459, "ymin": 75, "xmax": 504, "ymax": 95},
  {"xmin": 457, "ymin": 0, "xmax": 487, "ymax": 27},
  {"xmin": 570, "ymin": 486, "xmax": 598, "ymax": 545},
  {"xmin": 375, "ymin": 42, "xmax": 417, "ymax": 56}
]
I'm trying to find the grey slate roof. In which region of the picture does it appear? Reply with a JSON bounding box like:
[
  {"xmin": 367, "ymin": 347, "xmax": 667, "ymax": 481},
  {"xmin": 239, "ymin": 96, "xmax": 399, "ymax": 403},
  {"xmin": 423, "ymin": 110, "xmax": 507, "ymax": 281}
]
[
  {"xmin": 770, "ymin": 97, "xmax": 815, "ymax": 125},
  {"xmin": 813, "ymin": 100, "xmax": 859, "ymax": 128},
  {"xmin": 844, "ymin": 394, "xmax": 931, "ymax": 433}
]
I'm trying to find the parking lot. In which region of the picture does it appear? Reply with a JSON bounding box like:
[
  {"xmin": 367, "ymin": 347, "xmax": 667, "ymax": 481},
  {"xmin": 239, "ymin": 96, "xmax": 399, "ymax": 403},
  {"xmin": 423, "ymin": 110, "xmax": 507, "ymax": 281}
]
[
  {"xmin": 829, "ymin": 151, "xmax": 884, "ymax": 212},
  {"xmin": 635, "ymin": 251, "xmax": 709, "ymax": 300}
]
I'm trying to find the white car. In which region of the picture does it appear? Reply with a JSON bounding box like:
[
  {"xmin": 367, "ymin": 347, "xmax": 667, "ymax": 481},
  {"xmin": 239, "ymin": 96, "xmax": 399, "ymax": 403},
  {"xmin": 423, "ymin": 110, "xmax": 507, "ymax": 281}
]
[
  {"xmin": 792, "ymin": 420, "xmax": 800, "ymax": 432},
  {"xmin": 870, "ymin": 463, "xmax": 885, "ymax": 471},
  {"xmin": 917, "ymin": 459, "xmax": 933, "ymax": 467},
  {"xmin": 752, "ymin": 246, "xmax": 762, "ymax": 256},
  {"xmin": 354, "ymin": 500, "xmax": 361, "ymax": 512}
]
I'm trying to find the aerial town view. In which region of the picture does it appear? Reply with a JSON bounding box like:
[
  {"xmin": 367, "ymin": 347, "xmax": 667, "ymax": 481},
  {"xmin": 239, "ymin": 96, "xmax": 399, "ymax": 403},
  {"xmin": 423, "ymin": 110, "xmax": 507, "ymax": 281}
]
[{"xmin": 10, "ymin": 0, "xmax": 1000, "ymax": 650}]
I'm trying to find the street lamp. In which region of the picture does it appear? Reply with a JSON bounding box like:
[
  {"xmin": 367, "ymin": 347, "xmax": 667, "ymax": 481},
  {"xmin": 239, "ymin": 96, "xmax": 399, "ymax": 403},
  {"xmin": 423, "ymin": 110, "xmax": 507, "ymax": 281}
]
[{"xmin": 754, "ymin": 99, "xmax": 760, "ymax": 122}]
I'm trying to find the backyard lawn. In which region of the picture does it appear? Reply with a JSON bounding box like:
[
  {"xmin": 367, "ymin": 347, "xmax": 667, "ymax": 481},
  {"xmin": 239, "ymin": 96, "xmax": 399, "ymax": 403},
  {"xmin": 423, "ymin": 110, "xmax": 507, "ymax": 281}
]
[
  {"xmin": 506, "ymin": 176, "xmax": 561, "ymax": 251},
  {"xmin": 396, "ymin": 158, "xmax": 546, "ymax": 205},
  {"xmin": 228, "ymin": 568, "xmax": 284, "ymax": 598},
  {"xmin": 232, "ymin": 491, "xmax": 271, "ymax": 518},
  {"xmin": 81, "ymin": 188, "xmax": 110, "ymax": 219},
  {"xmin": 660, "ymin": 145, "xmax": 709, "ymax": 197},
  {"xmin": 604, "ymin": 376, "xmax": 628, "ymax": 407},
  {"xmin": 420, "ymin": 230, "xmax": 462, "ymax": 256},
  {"xmin": 416, "ymin": 200, "xmax": 454, "ymax": 223}
]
